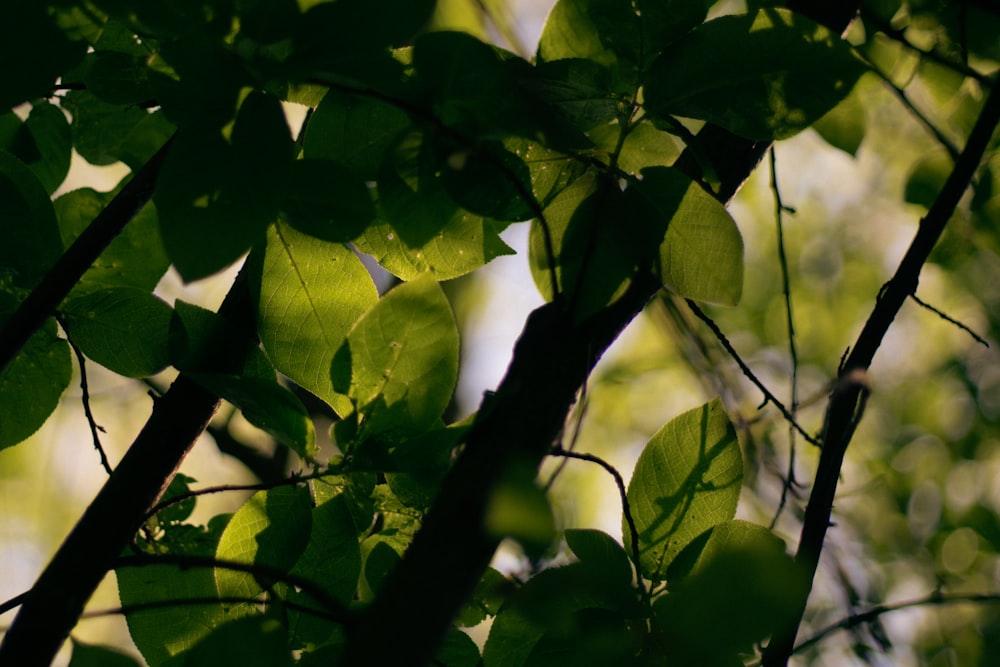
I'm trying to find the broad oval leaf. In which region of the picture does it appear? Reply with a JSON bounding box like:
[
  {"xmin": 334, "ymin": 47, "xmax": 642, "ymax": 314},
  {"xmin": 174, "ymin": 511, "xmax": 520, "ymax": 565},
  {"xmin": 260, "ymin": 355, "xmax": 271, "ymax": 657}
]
[
  {"xmin": 60, "ymin": 287, "xmax": 173, "ymax": 378},
  {"xmin": 251, "ymin": 221, "xmax": 378, "ymax": 416},
  {"xmin": 644, "ymin": 9, "xmax": 865, "ymax": 140},
  {"xmin": 653, "ymin": 520, "xmax": 803, "ymax": 662},
  {"xmin": 68, "ymin": 639, "xmax": 142, "ymax": 667},
  {"xmin": 623, "ymin": 398, "xmax": 742, "ymax": 581},
  {"xmin": 332, "ymin": 276, "xmax": 459, "ymax": 438},
  {"xmin": 627, "ymin": 167, "xmax": 743, "ymax": 305},
  {"xmin": 215, "ymin": 486, "xmax": 313, "ymax": 616},
  {"xmin": 0, "ymin": 152, "xmax": 63, "ymax": 291},
  {"xmin": 56, "ymin": 188, "xmax": 169, "ymax": 296},
  {"xmin": 0, "ymin": 296, "xmax": 70, "ymax": 450},
  {"xmin": 188, "ymin": 374, "xmax": 317, "ymax": 459},
  {"xmin": 286, "ymin": 493, "xmax": 363, "ymax": 646}
]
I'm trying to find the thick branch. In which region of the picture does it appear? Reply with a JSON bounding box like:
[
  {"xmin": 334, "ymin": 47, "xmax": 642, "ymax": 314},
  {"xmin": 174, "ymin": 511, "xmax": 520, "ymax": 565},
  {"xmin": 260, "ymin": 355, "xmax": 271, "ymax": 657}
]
[
  {"xmin": 762, "ymin": 77, "xmax": 1000, "ymax": 667},
  {"xmin": 0, "ymin": 136, "xmax": 174, "ymax": 375},
  {"xmin": 341, "ymin": 274, "xmax": 662, "ymax": 666},
  {"xmin": 0, "ymin": 271, "xmax": 253, "ymax": 666}
]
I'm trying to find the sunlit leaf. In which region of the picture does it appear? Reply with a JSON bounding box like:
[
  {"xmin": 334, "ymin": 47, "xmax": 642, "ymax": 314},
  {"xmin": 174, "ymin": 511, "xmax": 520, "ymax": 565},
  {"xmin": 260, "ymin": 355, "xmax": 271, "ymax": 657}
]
[
  {"xmin": 215, "ymin": 486, "xmax": 313, "ymax": 619},
  {"xmin": 251, "ymin": 221, "xmax": 377, "ymax": 416},
  {"xmin": 627, "ymin": 166, "xmax": 743, "ymax": 305},
  {"xmin": 332, "ymin": 276, "xmax": 458, "ymax": 438},
  {"xmin": 624, "ymin": 398, "xmax": 742, "ymax": 581}
]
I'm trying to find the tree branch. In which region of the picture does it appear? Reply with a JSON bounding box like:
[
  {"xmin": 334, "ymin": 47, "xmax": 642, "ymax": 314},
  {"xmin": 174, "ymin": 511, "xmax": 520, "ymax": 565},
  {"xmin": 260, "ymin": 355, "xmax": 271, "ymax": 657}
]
[
  {"xmin": 762, "ymin": 76, "xmax": 1000, "ymax": 667},
  {"xmin": 0, "ymin": 135, "xmax": 174, "ymax": 375},
  {"xmin": 341, "ymin": 273, "xmax": 663, "ymax": 666},
  {"xmin": 0, "ymin": 269, "xmax": 254, "ymax": 667}
]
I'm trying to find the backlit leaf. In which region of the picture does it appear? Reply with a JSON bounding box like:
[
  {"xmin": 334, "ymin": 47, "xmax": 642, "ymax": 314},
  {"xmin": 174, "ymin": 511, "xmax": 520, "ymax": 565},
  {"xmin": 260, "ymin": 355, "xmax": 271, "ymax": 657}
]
[
  {"xmin": 624, "ymin": 398, "xmax": 742, "ymax": 581},
  {"xmin": 252, "ymin": 221, "xmax": 377, "ymax": 416},
  {"xmin": 332, "ymin": 276, "xmax": 458, "ymax": 438}
]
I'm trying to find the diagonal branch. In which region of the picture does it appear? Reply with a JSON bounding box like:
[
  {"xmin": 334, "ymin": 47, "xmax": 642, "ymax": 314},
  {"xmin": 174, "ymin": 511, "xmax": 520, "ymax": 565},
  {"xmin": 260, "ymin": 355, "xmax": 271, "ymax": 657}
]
[
  {"xmin": 0, "ymin": 135, "xmax": 174, "ymax": 375},
  {"xmin": 762, "ymin": 77, "xmax": 1000, "ymax": 667},
  {"xmin": 0, "ymin": 268, "xmax": 254, "ymax": 667}
]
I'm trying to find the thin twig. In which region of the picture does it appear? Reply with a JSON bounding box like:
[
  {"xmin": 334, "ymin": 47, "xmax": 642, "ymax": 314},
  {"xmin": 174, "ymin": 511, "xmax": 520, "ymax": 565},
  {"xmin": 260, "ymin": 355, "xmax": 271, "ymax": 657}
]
[
  {"xmin": 0, "ymin": 136, "xmax": 174, "ymax": 375},
  {"xmin": 684, "ymin": 300, "xmax": 821, "ymax": 447},
  {"xmin": 792, "ymin": 592, "xmax": 1000, "ymax": 656},
  {"xmin": 549, "ymin": 446, "xmax": 646, "ymax": 599},
  {"xmin": 113, "ymin": 553, "xmax": 354, "ymax": 627},
  {"xmin": 910, "ymin": 293, "xmax": 990, "ymax": 347},
  {"xmin": 855, "ymin": 50, "xmax": 962, "ymax": 162},
  {"xmin": 543, "ymin": 380, "xmax": 590, "ymax": 491},
  {"xmin": 768, "ymin": 148, "xmax": 803, "ymax": 530},
  {"xmin": 56, "ymin": 316, "xmax": 113, "ymax": 476},
  {"xmin": 861, "ymin": 11, "xmax": 992, "ymax": 86},
  {"xmin": 762, "ymin": 71, "xmax": 1000, "ymax": 667},
  {"xmin": 142, "ymin": 470, "xmax": 334, "ymax": 524},
  {"xmin": 74, "ymin": 595, "xmax": 340, "ymax": 624}
]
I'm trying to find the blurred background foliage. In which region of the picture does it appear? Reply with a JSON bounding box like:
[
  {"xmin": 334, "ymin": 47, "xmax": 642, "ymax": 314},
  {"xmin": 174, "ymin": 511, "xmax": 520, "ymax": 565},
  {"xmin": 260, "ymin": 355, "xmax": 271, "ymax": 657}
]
[{"xmin": 0, "ymin": 0, "xmax": 998, "ymax": 665}]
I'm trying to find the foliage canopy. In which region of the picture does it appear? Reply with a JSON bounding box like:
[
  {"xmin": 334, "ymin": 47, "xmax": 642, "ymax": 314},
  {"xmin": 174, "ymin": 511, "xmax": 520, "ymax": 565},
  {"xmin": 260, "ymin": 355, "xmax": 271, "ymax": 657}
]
[{"xmin": 1, "ymin": 0, "xmax": 999, "ymax": 666}]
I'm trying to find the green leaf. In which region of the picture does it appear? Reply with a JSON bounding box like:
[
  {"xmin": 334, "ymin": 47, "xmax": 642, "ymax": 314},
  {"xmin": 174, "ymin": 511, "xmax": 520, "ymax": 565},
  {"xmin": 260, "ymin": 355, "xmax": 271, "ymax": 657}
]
[
  {"xmin": 565, "ymin": 529, "xmax": 634, "ymax": 589},
  {"xmin": 303, "ymin": 89, "xmax": 411, "ymax": 181},
  {"xmin": 812, "ymin": 79, "xmax": 869, "ymax": 157},
  {"xmin": 0, "ymin": 296, "xmax": 70, "ymax": 450},
  {"xmin": 433, "ymin": 138, "xmax": 537, "ymax": 222},
  {"xmin": 56, "ymin": 188, "xmax": 169, "ymax": 295},
  {"xmin": 80, "ymin": 50, "xmax": 154, "ymax": 106},
  {"xmin": 644, "ymin": 9, "xmax": 865, "ymax": 140},
  {"xmin": 280, "ymin": 159, "xmax": 375, "ymax": 243},
  {"xmin": 169, "ymin": 300, "xmax": 273, "ymax": 380},
  {"xmin": 412, "ymin": 31, "xmax": 540, "ymax": 139},
  {"xmin": 215, "ymin": 486, "xmax": 313, "ymax": 618},
  {"xmin": 905, "ymin": 148, "xmax": 952, "ymax": 209},
  {"xmin": 69, "ymin": 639, "xmax": 142, "ymax": 667},
  {"xmin": 435, "ymin": 627, "xmax": 481, "ymax": 667},
  {"xmin": 117, "ymin": 519, "xmax": 229, "ymax": 666},
  {"xmin": 530, "ymin": 59, "xmax": 620, "ymax": 133},
  {"xmin": 629, "ymin": 166, "xmax": 743, "ymax": 305},
  {"xmin": 286, "ymin": 492, "xmax": 362, "ymax": 646},
  {"xmin": 16, "ymin": 101, "xmax": 73, "ymax": 194},
  {"xmin": 653, "ymin": 520, "xmax": 803, "ymax": 662},
  {"xmin": 162, "ymin": 617, "xmax": 292, "ymax": 667},
  {"xmin": 455, "ymin": 567, "xmax": 509, "ymax": 628},
  {"xmin": 537, "ymin": 0, "xmax": 637, "ymax": 81},
  {"xmin": 190, "ymin": 374, "xmax": 317, "ymax": 459},
  {"xmin": 357, "ymin": 136, "xmax": 515, "ymax": 280},
  {"xmin": 0, "ymin": 152, "xmax": 63, "ymax": 290},
  {"xmin": 588, "ymin": 120, "xmax": 682, "ymax": 175},
  {"xmin": 332, "ymin": 276, "xmax": 459, "ymax": 438},
  {"xmin": 483, "ymin": 561, "xmax": 638, "ymax": 667},
  {"xmin": 0, "ymin": 4, "xmax": 86, "ymax": 109},
  {"xmin": 61, "ymin": 90, "xmax": 151, "ymax": 167},
  {"xmin": 623, "ymin": 398, "xmax": 743, "ymax": 581},
  {"xmin": 251, "ymin": 221, "xmax": 378, "ymax": 416},
  {"xmin": 154, "ymin": 130, "xmax": 264, "ymax": 281},
  {"xmin": 59, "ymin": 287, "xmax": 173, "ymax": 378}
]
